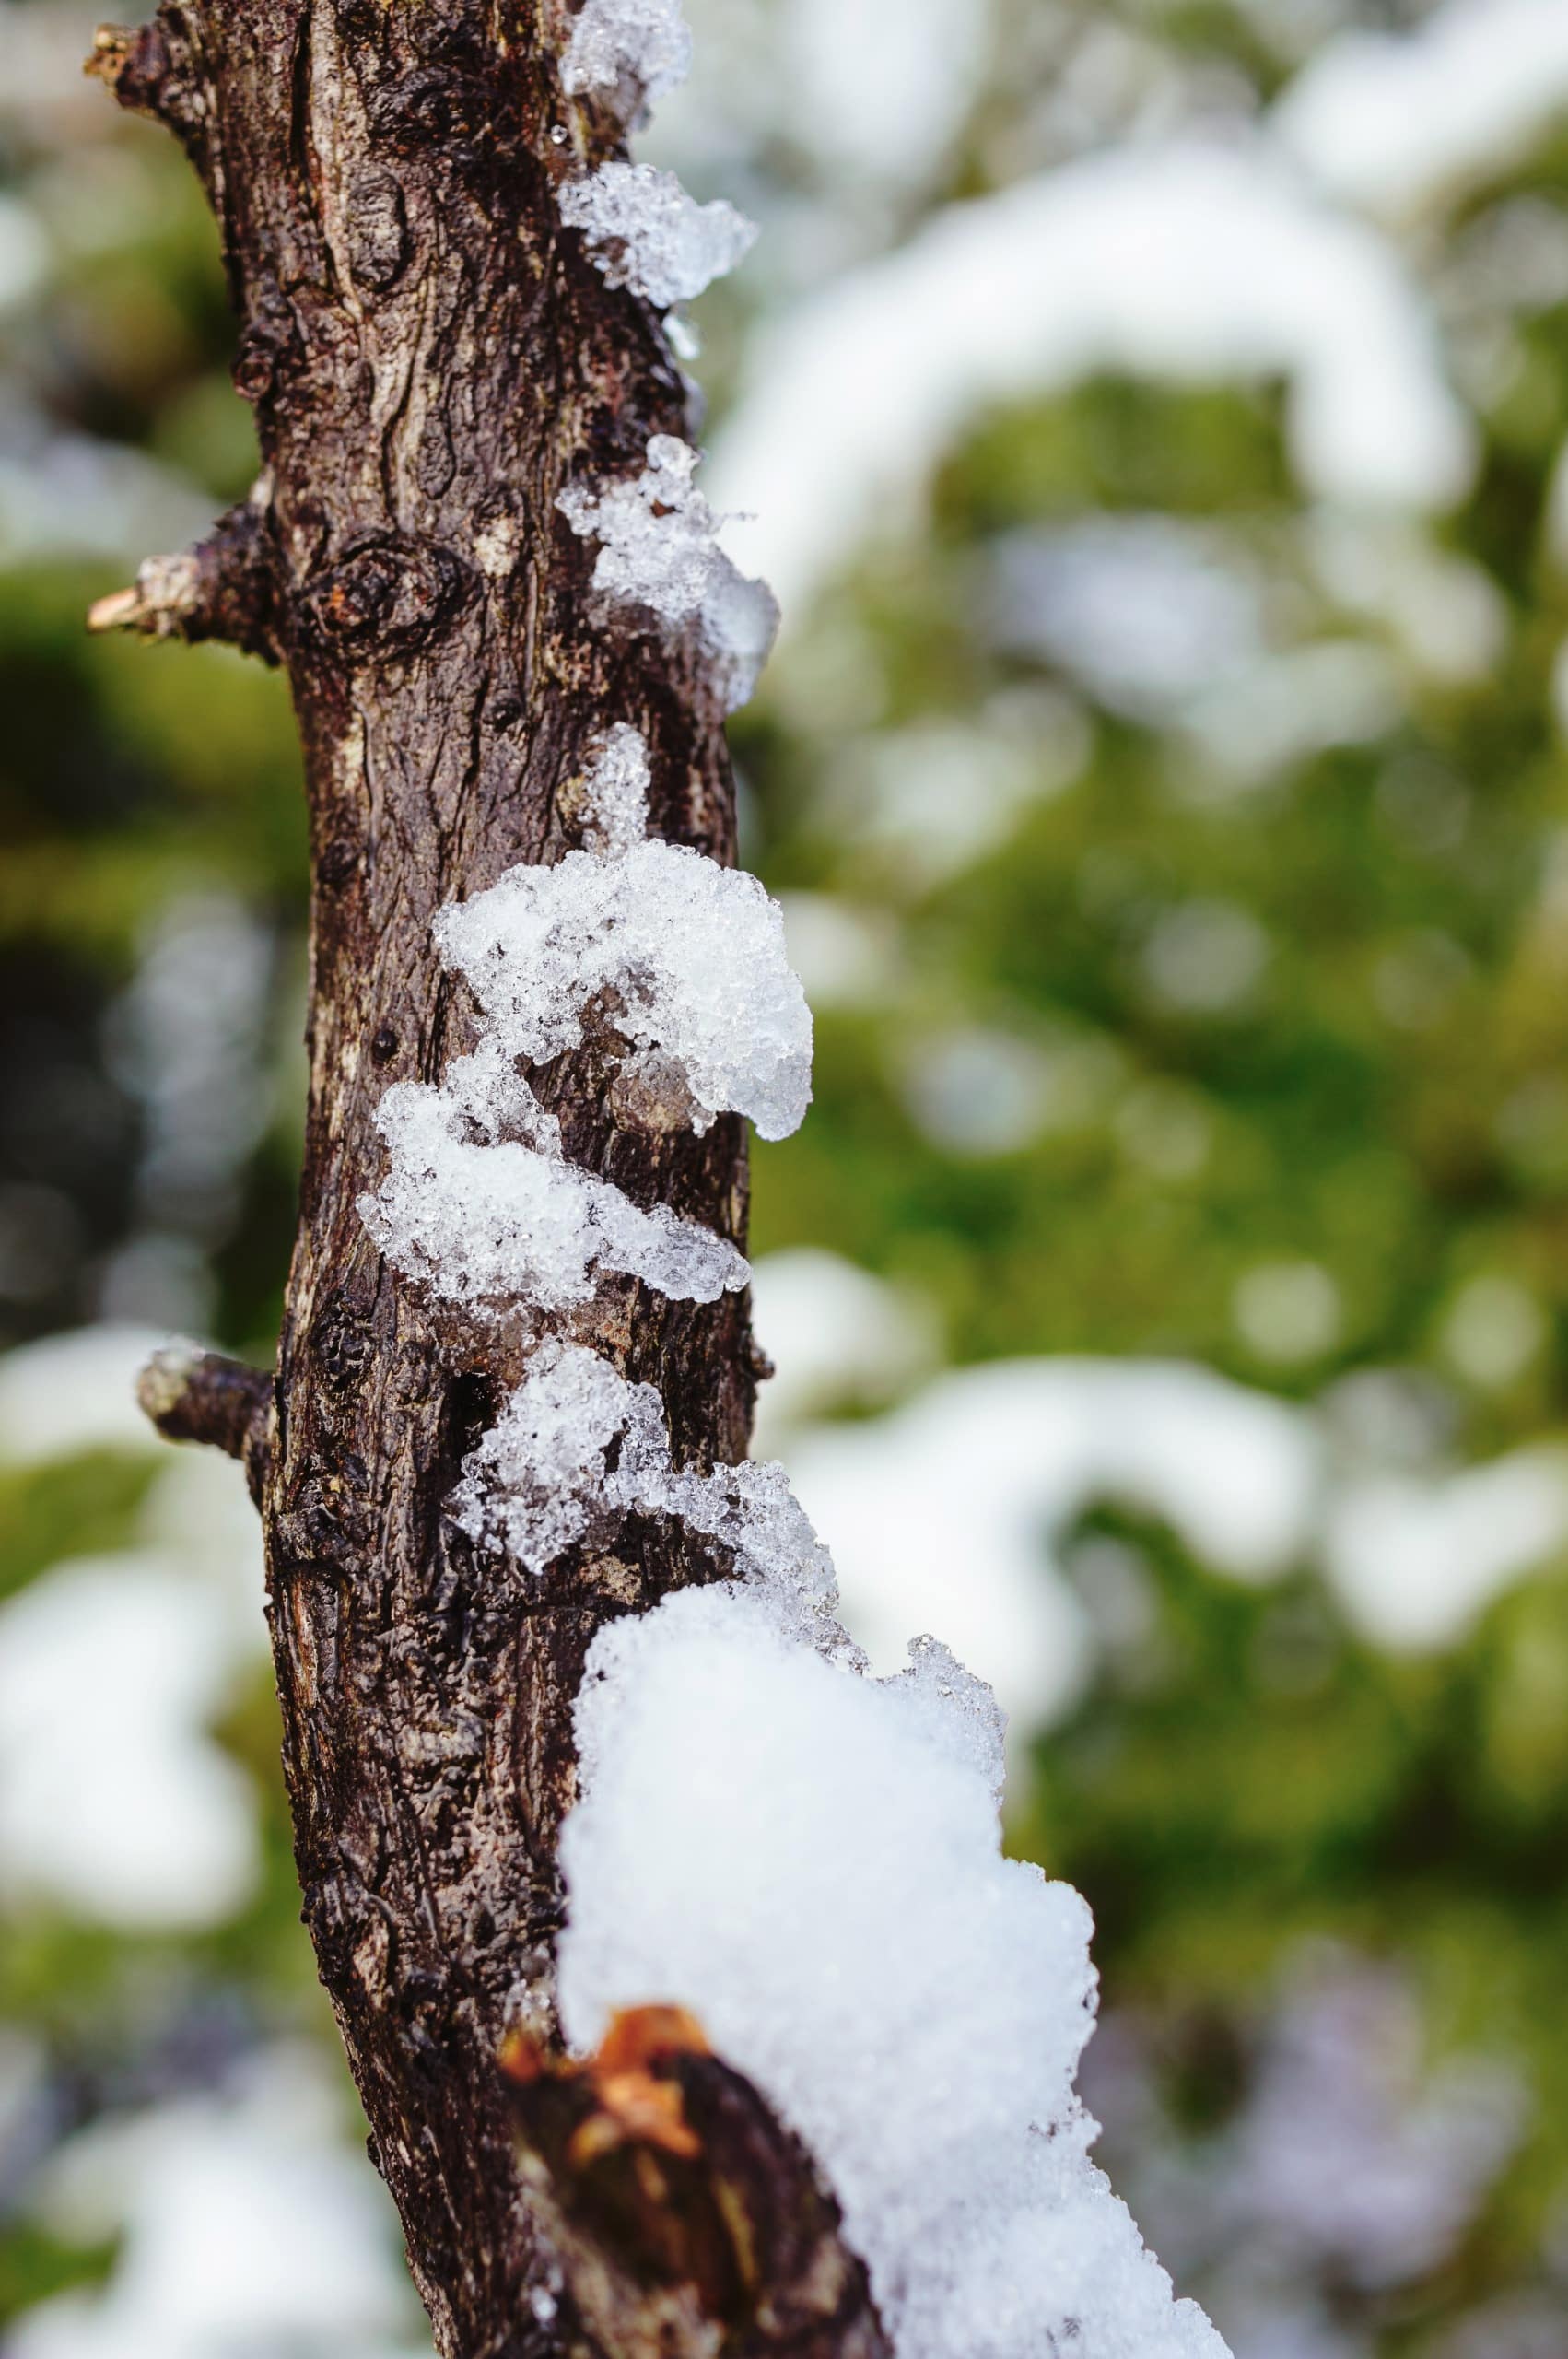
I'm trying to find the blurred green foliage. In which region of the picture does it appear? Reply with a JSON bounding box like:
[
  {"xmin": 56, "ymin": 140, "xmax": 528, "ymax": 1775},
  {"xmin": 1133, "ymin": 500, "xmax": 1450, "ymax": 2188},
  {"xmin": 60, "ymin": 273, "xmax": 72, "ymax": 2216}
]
[{"xmin": 3, "ymin": 1, "xmax": 1568, "ymax": 2354}]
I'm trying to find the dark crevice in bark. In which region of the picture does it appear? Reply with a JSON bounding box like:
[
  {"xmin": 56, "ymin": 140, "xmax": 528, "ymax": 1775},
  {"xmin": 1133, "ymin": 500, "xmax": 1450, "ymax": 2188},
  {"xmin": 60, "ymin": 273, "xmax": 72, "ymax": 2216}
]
[{"xmin": 92, "ymin": 6, "xmax": 891, "ymax": 2357}]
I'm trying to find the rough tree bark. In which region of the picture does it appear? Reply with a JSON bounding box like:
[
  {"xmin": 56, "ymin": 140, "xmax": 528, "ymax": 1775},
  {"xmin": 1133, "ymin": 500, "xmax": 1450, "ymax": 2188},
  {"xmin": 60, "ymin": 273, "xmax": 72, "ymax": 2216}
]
[{"xmin": 88, "ymin": 10, "xmax": 890, "ymax": 2357}]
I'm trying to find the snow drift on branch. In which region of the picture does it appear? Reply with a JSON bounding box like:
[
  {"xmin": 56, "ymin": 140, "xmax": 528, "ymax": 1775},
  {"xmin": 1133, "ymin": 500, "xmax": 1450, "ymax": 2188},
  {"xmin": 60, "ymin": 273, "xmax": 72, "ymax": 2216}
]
[{"xmin": 559, "ymin": 1573, "xmax": 1229, "ymax": 2359}]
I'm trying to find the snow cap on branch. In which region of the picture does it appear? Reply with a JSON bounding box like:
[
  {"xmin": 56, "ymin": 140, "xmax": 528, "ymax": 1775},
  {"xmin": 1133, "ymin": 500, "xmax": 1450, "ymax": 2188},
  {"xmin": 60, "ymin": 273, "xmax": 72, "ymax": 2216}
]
[
  {"xmin": 559, "ymin": 1583, "xmax": 1230, "ymax": 2359},
  {"xmin": 559, "ymin": 162, "xmax": 757, "ymax": 311}
]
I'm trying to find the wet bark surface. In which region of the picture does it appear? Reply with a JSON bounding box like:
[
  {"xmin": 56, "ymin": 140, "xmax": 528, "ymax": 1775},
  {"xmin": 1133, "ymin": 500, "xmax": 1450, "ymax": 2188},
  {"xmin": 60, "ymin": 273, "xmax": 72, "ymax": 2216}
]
[{"xmin": 89, "ymin": 8, "xmax": 889, "ymax": 2354}]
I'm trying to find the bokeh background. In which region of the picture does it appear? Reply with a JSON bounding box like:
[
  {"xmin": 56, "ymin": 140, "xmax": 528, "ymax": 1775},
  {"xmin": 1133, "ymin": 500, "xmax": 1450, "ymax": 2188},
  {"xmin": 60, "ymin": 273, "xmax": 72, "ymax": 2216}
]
[{"xmin": 3, "ymin": 1, "xmax": 1568, "ymax": 2353}]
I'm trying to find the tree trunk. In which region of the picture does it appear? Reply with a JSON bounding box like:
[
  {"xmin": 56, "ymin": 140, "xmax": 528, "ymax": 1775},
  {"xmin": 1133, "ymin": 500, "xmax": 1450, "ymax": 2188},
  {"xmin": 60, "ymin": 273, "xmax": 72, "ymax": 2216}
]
[{"xmin": 90, "ymin": 8, "xmax": 887, "ymax": 2355}]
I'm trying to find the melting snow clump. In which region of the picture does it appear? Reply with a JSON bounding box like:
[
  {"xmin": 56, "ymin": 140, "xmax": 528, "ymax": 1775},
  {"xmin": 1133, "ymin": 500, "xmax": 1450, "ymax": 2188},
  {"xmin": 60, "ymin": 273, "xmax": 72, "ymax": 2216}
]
[
  {"xmin": 558, "ymin": 1579, "xmax": 1230, "ymax": 2359},
  {"xmin": 558, "ymin": 437, "xmax": 779, "ymax": 712},
  {"xmin": 361, "ymin": 722, "xmax": 807, "ymax": 1308},
  {"xmin": 363, "ymin": 1062, "xmax": 746, "ymax": 1314},
  {"xmin": 452, "ymin": 1340, "xmax": 836, "ymax": 1622},
  {"xmin": 559, "ymin": 0, "xmax": 693, "ymax": 114},
  {"xmin": 433, "ymin": 846, "xmax": 811, "ymax": 1143},
  {"xmin": 560, "ymin": 162, "xmax": 757, "ymax": 310}
]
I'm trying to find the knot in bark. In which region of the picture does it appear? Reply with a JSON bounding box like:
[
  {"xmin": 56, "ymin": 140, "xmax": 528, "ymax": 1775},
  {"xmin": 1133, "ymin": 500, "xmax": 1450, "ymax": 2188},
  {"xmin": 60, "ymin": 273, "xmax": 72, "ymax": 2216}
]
[{"xmin": 304, "ymin": 534, "xmax": 475, "ymax": 661}]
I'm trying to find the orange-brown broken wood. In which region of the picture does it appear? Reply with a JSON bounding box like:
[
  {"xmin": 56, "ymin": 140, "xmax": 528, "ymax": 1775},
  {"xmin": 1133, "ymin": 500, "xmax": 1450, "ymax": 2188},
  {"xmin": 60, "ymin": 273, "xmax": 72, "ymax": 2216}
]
[{"xmin": 499, "ymin": 2009, "xmax": 891, "ymax": 2355}]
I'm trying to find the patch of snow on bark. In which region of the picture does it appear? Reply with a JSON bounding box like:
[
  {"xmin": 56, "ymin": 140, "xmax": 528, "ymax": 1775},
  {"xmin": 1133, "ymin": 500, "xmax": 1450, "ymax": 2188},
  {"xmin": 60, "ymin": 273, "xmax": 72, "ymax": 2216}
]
[
  {"xmin": 558, "ymin": 436, "xmax": 779, "ymax": 711},
  {"xmin": 559, "ymin": 161, "xmax": 756, "ymax": 309},
  {"xmin": 559, "ymin": 0, "xmax": 693, "ymax": 115},
  {"xmin": 452, "ymin": 1338, "xmax": 835, "ymax": 1618}
]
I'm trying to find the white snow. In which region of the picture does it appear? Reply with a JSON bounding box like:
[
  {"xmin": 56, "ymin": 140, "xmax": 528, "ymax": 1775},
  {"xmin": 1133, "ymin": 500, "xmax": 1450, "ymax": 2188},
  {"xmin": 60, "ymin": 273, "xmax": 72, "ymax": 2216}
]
[
  {"xmin": 0, "ymin": 1419, "xmax": 266, "ymax": 1932},
  {"xmin": 0, "ymin": 1553, "xmax": 258, "ymax": 1928},
  {"xmin": 0, "ymin": 1322, "xmax": 167, "ymax": 1465},
  {"xmin": 775, "ymin": 894, "xmax": 901, "ymax": 1014},
  {"xmin": 785, "ymin": 1357, "xmax": 1323, "ymax": 1730},
  {"xmin": 748, "ymin": 1247, "xmax": 936, "ymax": 1453},
  {"xmin": 363, "ymin": 1065, "xmax": 747, "ymax": 1314},
  {"xmin": 578, "ymin": 722, "xmax": 651, "ymax": 860},
  {"xmin": 9, "ymin": 2046, "xmax": 428, "ymax": 2359},
  {"xmin": 558, "ymin": 161, "xmax": 755, "ymax": 309},
  {"xmin": 987, "ymin": 511, "xmax": 1494, "ymax": 767},
  {"xmin": 559, "ymin": 0, "xmax": 693, "ymax": 114},
  {"xmin": 452, "ymin": 1339, "xmax": 835, "ymax": 1619},
  {"xmin": 901, "ymin": 1027, "xmax": 1067, "ymax": 1158},
  {"xmin": 765, "ymin": 1340, "xmax": 1568, "ymax": 1731},
  {"xmin": 558, "ymin": 435, "xmax": 779, "ymax": 711},
  {"xmin": 778, "ymin": 0, "xmax": 992, "ymax": 191},
  {"xmin": 1275, "ymin": 0, "xmax": 1568, "ymax": 222},
  {"xmin": 1305, "ymin": 512, "xmax": 1507, "ymax": 686},
  {"xmin": 1324, "ymin": 1443, "xmax": 1568, "ymax": 1650},
  {"xmin": 0, "ymin": 393, "xmax": 212, "ymax": 571},
  {"xmin": 0, "ymin": 1322, "xmax": 271, "ymax": 1930},
  {"xmin": 709, "ymin": 145, "xmax": 1475, "ymax": 624},
  {"xmin": 819, "ymin": 702, "xmax": 1089, "ymax": 886},
  {"xmin": 989, "ymin": 517, "xmax": 1269, "ymax": 722},
  {"xmin": 431, "ymin": 839, "xmax": 811, "ymax": 1143},
  {"xmin": 558, "ymin": 1582, "xmax": 1229, "ymax": 2359},
  {"xmin": 448, "ymin": 1305, "xmax": 1231, "ymax": 2353},
  {"xmin": 363, "ymin": 724, "xmax": 808, "ymax": 1311}
]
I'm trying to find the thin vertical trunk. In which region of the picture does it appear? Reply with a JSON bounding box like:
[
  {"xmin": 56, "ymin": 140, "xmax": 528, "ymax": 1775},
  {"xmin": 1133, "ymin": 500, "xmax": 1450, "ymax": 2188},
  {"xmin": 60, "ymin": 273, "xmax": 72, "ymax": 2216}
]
[{"xmin": 91, "ymin": 7, "xmax": 887, "ymax": 2353}]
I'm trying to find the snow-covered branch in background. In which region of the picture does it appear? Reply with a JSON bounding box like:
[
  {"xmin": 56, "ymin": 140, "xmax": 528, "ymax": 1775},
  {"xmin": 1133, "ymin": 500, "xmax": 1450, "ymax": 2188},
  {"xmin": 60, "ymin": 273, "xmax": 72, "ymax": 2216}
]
[
  {"xmin": 1275, "ymin": 0, "xmax": 1568, "ymax": 222},
  {"xmin": 710, "ymin": 144, "xmax": 1475, "ymax": 624}
]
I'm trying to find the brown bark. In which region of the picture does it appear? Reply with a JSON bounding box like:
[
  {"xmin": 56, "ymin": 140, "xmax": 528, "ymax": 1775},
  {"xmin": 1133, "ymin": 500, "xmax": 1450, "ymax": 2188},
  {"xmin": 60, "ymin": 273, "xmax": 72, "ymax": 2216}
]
[{"xmin": 87, "ymin": 9, "xmax": 889, "ymax": 2356}]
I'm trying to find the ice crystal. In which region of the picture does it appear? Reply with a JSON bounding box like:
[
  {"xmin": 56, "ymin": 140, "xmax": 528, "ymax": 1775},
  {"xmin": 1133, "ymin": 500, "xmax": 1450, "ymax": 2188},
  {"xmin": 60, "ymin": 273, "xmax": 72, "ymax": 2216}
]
[
  {"xmin": 559, "ymin": 0, "xmax": 693, "ymax": 115},
  {"xmin": 578, "ymin": 724, "xmax": 650, "ymax": 860},
  {"xmin": 557, "ymin": 437, "xmax": 779, "ymax": 712},
  {"xmin": 451, "ymin": 1340, "xmax": 836, "ymax": 1619},
  {"xmin": 559, "ymin": 162, "xmax": 757, "ymax": 310}
]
